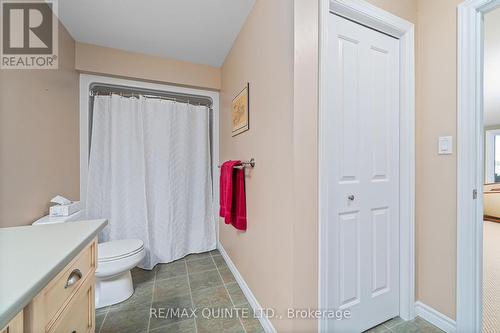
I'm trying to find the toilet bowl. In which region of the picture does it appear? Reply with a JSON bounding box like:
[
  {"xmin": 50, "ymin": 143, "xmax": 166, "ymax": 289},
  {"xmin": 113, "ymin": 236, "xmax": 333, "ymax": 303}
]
[
  {"xmin": 95, "ymin": 239, "xmax": 145, "ymax": 308},
  {"xmin": 32, "ymin": 213, "xmax": 146, "ymax": 308}
]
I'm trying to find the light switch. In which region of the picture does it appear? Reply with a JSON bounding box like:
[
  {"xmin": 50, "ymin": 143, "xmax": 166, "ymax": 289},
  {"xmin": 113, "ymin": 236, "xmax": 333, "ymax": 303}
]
[{"xmin": 438, "ymin": 136, "xmax": 453, "ymax": 155}]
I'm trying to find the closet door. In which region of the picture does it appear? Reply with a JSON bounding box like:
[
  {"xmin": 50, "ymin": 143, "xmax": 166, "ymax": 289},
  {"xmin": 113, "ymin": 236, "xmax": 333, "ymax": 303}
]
[{"xmin": 326, "ymin": 13, "xmax": 400, "ymax": 333}]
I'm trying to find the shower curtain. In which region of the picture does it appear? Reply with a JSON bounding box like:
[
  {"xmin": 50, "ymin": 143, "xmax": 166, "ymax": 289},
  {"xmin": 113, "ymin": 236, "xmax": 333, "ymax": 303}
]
[{"xmin": 86, "ymin": 94, "xmax": 216, "ymax": 269}]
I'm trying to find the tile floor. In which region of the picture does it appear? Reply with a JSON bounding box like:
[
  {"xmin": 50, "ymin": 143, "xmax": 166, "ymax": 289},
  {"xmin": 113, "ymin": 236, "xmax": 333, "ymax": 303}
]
[
  {"xmin": 95, "ymin": 250, "xmax": 265, "ymax": 333},
  {"xmin": 364, "ymin": 316, "xmax": 444, "ymax": 333},
  {"xmin": 95, "ymin": 249, "xmax": 442, "ymax": 333}
]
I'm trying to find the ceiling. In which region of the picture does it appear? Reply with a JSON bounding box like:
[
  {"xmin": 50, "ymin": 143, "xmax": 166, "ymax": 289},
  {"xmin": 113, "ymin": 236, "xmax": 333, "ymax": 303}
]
[
  {"xmin": 58, "ymin": 0, "xmax": 255, "ymax": 67},
  {"xmin": 484, "ymin": 8, "xmax": 500, "ymax": 127}
]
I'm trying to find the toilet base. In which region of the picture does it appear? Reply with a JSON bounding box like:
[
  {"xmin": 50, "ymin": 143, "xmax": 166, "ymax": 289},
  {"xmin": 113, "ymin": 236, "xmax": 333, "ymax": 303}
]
[{"xmin": 96, "ymin": 270, "xmax": 134, "ymax": 308}]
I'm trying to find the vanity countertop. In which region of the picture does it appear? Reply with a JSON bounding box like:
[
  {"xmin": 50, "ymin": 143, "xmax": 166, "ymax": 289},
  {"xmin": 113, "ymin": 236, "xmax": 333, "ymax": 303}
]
[{"xmin": 0, "ymin": 219, "xmax": 107, "ymax": 329}]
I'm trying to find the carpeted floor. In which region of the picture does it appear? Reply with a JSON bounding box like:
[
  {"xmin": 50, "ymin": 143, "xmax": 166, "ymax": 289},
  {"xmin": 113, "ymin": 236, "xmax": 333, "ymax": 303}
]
[{"xmin": 483, "ymin": 221, "xmax": 500, "ymax": 333}]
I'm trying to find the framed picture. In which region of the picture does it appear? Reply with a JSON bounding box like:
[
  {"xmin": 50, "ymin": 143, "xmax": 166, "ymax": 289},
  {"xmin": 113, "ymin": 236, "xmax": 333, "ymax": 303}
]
[{"xmin": 232, "ymin": 83, "xmax": 249, "ymax": 136}]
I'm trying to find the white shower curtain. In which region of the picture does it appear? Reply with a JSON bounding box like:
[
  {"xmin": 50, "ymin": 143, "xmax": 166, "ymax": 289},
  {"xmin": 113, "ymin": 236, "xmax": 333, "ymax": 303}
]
[{"xmin": 86, "ymin": 94, "xmax": 216, "ymax": 269}]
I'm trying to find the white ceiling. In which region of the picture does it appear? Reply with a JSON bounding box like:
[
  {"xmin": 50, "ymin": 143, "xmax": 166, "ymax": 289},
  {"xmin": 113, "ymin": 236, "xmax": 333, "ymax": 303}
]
[
  {"xmin": 484, "ymin": 8, "xmax": 500, "ymax": 127},
  {"xmin": 58, "ymin": 0, "xmax": 255, "ymax": 67}
]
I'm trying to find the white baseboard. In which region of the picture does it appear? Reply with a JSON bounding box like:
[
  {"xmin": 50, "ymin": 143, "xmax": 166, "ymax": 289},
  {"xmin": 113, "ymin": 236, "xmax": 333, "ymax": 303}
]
[
  {"xmin": 217, "ymin": 242, "xmax": 277, "ymax": 333},
  {"xmin": 415, "ymin": 301, "xmax": 456, "ymax": 333}
]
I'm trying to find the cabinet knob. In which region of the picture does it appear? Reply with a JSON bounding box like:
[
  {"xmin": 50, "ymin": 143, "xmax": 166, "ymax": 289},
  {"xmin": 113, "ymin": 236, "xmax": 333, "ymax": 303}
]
[{"xmin": 65, "ymin": 269, "xmax": 82, "ymax": 289}]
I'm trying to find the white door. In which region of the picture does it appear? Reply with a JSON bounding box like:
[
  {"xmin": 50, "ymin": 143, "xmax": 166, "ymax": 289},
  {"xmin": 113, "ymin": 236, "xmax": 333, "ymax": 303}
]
[{"xmin": 326, "ymin": 13, "xmax": 400, "ymax": 333}]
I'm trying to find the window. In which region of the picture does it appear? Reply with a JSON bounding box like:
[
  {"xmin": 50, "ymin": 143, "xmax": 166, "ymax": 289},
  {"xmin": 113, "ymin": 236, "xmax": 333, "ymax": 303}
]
[
  {"xmin": 485, "ymin": 129, "xmax": 500, "ymax": 183},
  {"xmin": 495, "ymin": 135, "xmax": 500, "ymax": 182}
]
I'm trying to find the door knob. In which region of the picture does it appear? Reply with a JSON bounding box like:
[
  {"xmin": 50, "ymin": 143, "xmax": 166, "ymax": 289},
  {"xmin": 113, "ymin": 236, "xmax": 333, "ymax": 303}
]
[{"xmin": 348, "ymin": 195, "xmax": 355, "ymax": 201}]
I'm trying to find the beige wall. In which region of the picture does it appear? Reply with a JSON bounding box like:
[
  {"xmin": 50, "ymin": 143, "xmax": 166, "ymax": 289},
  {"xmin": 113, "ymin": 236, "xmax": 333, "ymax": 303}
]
[
  {"xmin": 335, "ymin": 0, "xmax": 459, "ymax": 321},
  {"xmin": 0, "ymin": 23, "xmax": 79, "ymax": 228},
  {"xmin": 367, "ymin": 0, "xmax": 417, "ymax": 23},
  {"xmin": 219, "ymin": 0, "xmax": 295, "ymax": 331},
  {"xmin": 415, "ymin": 0, "xmax": 460, "ymax": 319},
  {"xmin": 219, "ymin": 1, "xmax": 434, "ymax": 332},
  {"xmin": 0, "ymin": 0, "xmax": 460, "ymax": 323},
  {"xmin": 327, "ymin": 0, "xmax": 459, "ymax": 321},
  {"xmin": 221, "ymin": 0, "xmax": 461, "ymax": 328},
  {"xmin": 75, "ymin": 43, "xmax": 221, "ymax": 90},
  {"xmin": 0, "ymin": 33, "xmax": 220, "ymax": 230},
  {"xmin": 291, "ymin": 0, "xmax": 320, "ymax": 331}
]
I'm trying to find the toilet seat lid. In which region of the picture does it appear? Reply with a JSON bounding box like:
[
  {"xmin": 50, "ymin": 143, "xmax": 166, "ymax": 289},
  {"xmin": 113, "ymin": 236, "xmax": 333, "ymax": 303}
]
[{"xmin": 98, "ymin": 239, "xmax": 144, "ymax": 261}]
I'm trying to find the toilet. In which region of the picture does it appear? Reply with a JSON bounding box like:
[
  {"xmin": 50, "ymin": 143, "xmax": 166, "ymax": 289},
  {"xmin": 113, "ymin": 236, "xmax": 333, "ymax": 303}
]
[
  {"xmin": 33, "ymin": 212, "xmax": 145, "ymax": 308},
  {"xmin": 95, "ymin": 239, "xmax": 145, "ymax": 308}
]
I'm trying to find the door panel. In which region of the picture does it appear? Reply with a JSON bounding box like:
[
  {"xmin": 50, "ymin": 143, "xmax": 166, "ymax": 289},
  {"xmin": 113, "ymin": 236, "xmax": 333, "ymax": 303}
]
[
  {"xmin": 338, "ymin": 36, "xmax": 361, "ymax": 182},
  {"xmin": 338, "ymin": 212, "xmax": 361, "ymax": 309},
  {"xmin": 368, "ymin": 46, "xmax": 392, "ymax": 181},
  {"xmin": 327, "ymin": 13, "xmax": 400, "ymax": 333},
  {"xmin": 371, "ymin": 207, "xmax": 390, "ymax": 297}
]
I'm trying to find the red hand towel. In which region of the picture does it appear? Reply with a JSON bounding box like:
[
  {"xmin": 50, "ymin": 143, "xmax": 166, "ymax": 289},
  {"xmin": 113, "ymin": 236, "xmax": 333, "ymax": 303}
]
[
  {"xmin": 219, "ymin": 160, "xmax": 241, "ymax": 222},
  {"xmin": 230, "ymin": 167, "xmax": 247, "ymax": 231}
]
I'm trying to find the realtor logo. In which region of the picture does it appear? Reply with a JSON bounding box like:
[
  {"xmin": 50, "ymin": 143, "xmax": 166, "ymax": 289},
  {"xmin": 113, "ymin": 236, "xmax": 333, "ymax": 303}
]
[{"xmin": 1, "ymin": 0, "xmax": 58, "ymax": 69}]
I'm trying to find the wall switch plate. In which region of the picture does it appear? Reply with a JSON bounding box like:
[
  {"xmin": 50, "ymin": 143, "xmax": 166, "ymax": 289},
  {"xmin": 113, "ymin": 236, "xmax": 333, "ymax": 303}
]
[{"xmin": 438, "ymin": 136, "xmax": 453, "ymax": 155}]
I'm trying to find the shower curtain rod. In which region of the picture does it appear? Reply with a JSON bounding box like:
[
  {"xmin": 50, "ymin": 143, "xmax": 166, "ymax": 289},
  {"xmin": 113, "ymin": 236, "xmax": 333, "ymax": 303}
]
[
  {"xmin": 90, "ymin": 91, "xmax": 212, "ymax": 108},
  {"xmin": 89, "ymin": 83, "xmax": 213, "ymax": 108}
]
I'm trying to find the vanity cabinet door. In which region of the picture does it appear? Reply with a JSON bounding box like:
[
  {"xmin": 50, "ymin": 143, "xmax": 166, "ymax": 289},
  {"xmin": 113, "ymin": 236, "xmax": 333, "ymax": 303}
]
[
  {"xmin": 48, "ymin": 276, "xmax": 95, "ymax": 333},
  {"xmin": 1, "ymin": 311, "xmax": 23, "ymax": 333},
  {"xmin": 44, "ymin": 241, "xmax": 96, "ymax": 324},
  {"xmin": 24, "ymin": 238, "xmax": 97, "ymax": 333}
]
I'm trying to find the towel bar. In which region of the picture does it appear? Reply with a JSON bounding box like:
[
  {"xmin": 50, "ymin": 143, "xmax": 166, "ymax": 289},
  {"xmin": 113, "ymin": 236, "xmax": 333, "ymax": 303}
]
[{"xmin": 218, "ymin": 158, "xmax": 255, "ymax": 169}]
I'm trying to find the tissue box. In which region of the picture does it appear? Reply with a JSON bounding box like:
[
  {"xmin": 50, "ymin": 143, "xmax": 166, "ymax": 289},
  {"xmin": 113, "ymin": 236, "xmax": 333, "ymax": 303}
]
[{"xmin": 49, "ymin": 201, "xmax": 81, "ymax": 217}]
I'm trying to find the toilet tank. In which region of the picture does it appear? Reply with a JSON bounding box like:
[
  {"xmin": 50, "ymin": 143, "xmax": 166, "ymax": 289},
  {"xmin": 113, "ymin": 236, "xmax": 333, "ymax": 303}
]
[{"xmin": 32, "ymin": 211, "xmax": 83, "ymax": 225}]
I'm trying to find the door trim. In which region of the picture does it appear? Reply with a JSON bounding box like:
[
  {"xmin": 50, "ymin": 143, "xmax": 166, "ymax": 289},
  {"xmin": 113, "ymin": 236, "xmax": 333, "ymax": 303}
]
[
  {"xmin": 318, "ymin": 0, "xmax": 415, "ymax": 331},
  {"xmin": 457, "ymin": 1, "xmax": 500, "ymax": 332}
]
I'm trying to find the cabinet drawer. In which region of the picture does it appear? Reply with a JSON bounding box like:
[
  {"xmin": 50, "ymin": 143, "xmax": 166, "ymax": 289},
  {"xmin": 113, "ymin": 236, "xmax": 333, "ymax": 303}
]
[
  {"xmin": 49, "ymin": 276, "xmax": 95, "ymax": 333},
  {"xmin": 26, "ymin": 239, "xmax": 97, "ymax": 332}
]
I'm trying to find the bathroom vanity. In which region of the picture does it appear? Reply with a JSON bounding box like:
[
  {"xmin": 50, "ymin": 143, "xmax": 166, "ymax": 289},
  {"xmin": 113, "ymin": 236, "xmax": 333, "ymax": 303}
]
[{"xmin": 0, "ymin": 220, "xmax": 107, "ymax": 333}]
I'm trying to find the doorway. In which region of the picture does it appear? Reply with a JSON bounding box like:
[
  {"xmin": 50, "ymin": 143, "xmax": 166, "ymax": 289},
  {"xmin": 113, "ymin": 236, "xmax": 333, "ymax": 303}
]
[
  {"xmin": 474, "ymin": 5, "xmax": 500, "ymax": 333},
  {"xmin": 457, "ymin": 1, "xmax": 500, "ymax": 332},
  {"xmin": 318, "ymin": 0, "xmax": 415, "ymax": 332}
]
